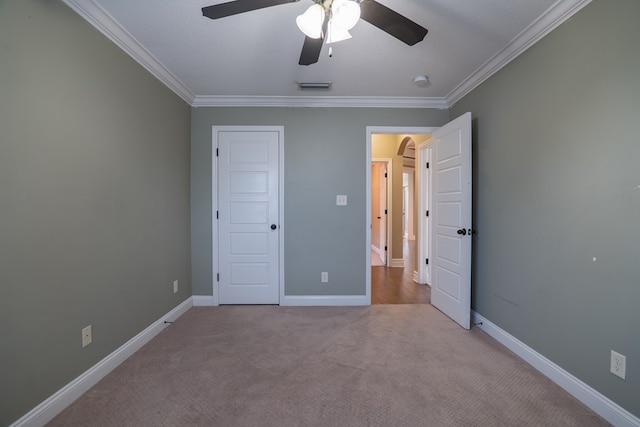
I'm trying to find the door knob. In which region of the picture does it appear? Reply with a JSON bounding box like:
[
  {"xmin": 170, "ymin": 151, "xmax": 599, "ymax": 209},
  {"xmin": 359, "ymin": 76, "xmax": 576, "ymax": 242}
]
[
  {"xmin": 457, "ymin": 228, "xmax": 467, "ymax": 235},
  {"xmin": 271, "ymin": 224, "xmax": 277, "ymax": 230}
]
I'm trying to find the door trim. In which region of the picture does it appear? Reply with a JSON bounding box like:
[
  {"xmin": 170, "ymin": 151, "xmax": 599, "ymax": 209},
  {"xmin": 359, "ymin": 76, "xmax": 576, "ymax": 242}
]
[
  {"xmin": 366, "ymin": 126, "xmax": 437, "ymax": 304},
  {"xmin": 416, "ymin": 139, "xmax": 432, "ymax": 285},
  {"xmin": 211, "ymin": 126, "xmax": 285, "ymax": 306}
]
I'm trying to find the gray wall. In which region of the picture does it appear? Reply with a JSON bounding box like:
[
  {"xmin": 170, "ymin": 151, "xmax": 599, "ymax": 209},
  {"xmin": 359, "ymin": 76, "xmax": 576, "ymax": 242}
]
[
  {"xmin": 451, "ymin": 0, "xmax": 639, "ymax": 417},
  {"xmin": 0, "ymin": 1, "xmax": 192, "ymax": 425},
  {"xmin": 191, "ymin": 108, "xmax": 448, "ymax": 296}
]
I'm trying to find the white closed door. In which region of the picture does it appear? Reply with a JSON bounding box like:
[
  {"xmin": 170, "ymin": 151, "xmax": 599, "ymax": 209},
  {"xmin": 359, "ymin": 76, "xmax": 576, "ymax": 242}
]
[
  {"xmin": 431, "ymin": 112, "xmax": 472, "ymax": 329},
  {"xmin": 217, "ymin": 130, "xmax": 280, "ymax": 304}
]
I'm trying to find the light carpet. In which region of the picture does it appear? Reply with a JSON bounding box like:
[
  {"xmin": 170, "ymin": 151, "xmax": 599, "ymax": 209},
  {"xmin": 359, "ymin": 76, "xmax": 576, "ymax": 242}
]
[{"xmin": 48, "ymin": 305, "xmax": 609, "ymax": 426}]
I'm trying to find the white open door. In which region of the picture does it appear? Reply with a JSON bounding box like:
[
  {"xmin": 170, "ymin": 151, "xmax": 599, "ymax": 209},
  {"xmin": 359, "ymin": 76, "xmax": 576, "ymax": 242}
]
[
  {"xmin": 371, "ymin": 159, "xmax": 391, "ymax": 266},
  {"xmin": 379, "ymin": 163, "xmax": 388, "ymax": 265},
  {"xmin": 431, "ymin": 112, "xmax": 472, "ymax": 329},
  {"xmin": 416, "ymin": 142, "xmax": 431, "ymax": 285}
]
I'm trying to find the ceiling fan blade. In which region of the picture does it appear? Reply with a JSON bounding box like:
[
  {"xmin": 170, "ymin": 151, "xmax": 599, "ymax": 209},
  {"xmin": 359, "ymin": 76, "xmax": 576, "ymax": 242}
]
[
  {"xmin": 298, "ymin": 36, "xmax": 324, "ymax": 66},
  {"xmin": 298, "ymin": 13, "xmax": 328, "ymax": 66},
  {"xmin": 359, "ymin": 0, "xmax": 428, "ymax": 46},
  {"xmin": 202, "ymin": 0, "xmax": 299, "ymax": 20}
]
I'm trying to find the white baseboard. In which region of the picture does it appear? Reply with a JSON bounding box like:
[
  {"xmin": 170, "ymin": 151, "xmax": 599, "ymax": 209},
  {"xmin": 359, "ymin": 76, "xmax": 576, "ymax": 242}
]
[
  {"xmin": 192, "ymin": 295, "xmax": 217, "ymax": 306},
  {"xmin": 412, "ymin": 270, "xmax": 430, "ymax": 286},
  {"xmin": 12, "ymin": 297, "xmax": 193, "ymax": 427},
  {"xmin": 390, "ymin": 258, "xmax": 404, "ymax": 268},
  {"xmin": 195, "ymin": 293, "xmax": 370, "ymax": 307},
  {"xmin": 472, "ymin": 311, "xmax": 640, "ymax": 427},
  {"xmin": 280, "ymin": 295, "xmax": 369, "ymax": 306}
]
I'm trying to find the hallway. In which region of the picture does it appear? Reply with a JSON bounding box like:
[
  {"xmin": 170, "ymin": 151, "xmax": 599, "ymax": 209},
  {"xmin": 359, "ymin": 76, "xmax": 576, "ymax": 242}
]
[{"xmin": 371, "ymin": 238, "xmax": 430, "ymax": 304}]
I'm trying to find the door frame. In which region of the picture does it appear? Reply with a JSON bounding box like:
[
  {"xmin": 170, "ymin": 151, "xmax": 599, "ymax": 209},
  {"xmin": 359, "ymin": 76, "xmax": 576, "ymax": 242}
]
[
  {"xmin": 416, "ymin": 140, "xmax": 432, "ymax": 285},
  {"xmin": 366, "ymin": 126, "xmax": 437, "ymax": 303},
  {"xmin": 211, "ymin": 125, "xmax": 285, "ymax": 306}
]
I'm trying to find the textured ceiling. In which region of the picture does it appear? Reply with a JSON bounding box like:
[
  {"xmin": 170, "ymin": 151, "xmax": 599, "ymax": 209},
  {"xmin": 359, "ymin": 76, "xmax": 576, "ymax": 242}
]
[{"xmin": 65, "ymin": 0, "xmax": 589, "ymax": 106}]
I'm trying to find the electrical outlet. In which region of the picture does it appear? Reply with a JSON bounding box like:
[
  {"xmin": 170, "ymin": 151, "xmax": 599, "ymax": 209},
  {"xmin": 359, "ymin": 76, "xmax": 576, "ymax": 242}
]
[
  {"xmin": 173, "ymin": 280, "xmax": 179, "ymax": 293},
  {"xmin": 82, "ymin": 325, "xmax": 92, "ymax": 348},
  {"xmin": 610, "ymin": 350, "xmax": 626, "ymax": 380},
  {"xmin": 321, "ymin": 272, "xmax": 328, "ymax": 283}
]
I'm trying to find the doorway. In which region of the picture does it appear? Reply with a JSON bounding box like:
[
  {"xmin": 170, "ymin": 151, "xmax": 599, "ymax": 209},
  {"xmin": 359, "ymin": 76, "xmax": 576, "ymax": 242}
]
[
  {"xmin": 367, "ymin": 127, "xmax": 436, "ymax": 304},
  {"xmin": 366, "ymin": 114, "xmax": 473, "ymax": 328}
]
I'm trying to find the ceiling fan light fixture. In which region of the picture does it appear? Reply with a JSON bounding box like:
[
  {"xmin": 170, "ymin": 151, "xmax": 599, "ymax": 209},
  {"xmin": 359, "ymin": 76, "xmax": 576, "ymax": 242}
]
[
  {"xmin": 202, "ymin": 0, "xmax": 428, "ymax": 66},
  {"xmin": 325, "ymin": 20, "xmax": 352, "ymax": 44},
  {"xmin": 331, "ymin": 0, "xmax": 360, "ymax": 31},
  {"xmin": 296, "ymin": 4, "xmax": 325, "ymax": 39}
]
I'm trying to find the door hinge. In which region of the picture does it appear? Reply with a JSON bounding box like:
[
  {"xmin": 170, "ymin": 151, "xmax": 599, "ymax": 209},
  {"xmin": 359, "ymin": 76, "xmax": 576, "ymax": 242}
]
[
  {"xmin": 216, "ymin": 148, "xmax": 219, "ymax": 157},
  {"xmin": 426, "ymin": 210, "xmax": 429, "ymax": 217},
  {"xmin": 425, "ymin": 258, "xmax": 429, "ymax": 265},
  {"xmin": 384, "ymin": 172, "xmax": 387, "ymax": 178},
  {"xmin": 384, "ymin": 246, "xmax": 387, "ymax": 251},
  {"xmin": 384, "ymin": 209, "xmax": 388, "ymax": 215},
  {"xmin": 216, "ymin": 210, "xmax": 219, "ymax": 219},
  {"xmin": 216, "ymin": 273, "xmax": 219, "ymax": 282},
  {"xmin": 426, "ymin": 162, "xmax": 429, "ymax": 169}
]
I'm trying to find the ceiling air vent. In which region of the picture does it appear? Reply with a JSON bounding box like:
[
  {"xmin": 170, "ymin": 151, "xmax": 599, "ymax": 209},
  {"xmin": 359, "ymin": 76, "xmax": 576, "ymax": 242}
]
[{"xmin": 298, "ymin": 82, "xmax": 332, "ymax": 90}]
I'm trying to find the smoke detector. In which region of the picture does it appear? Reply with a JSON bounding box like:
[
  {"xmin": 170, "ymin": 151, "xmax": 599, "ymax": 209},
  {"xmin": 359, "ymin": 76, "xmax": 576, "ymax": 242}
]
[{"xmin": 413, "ymin": 75, "xmax": 429, "ymax": 87}]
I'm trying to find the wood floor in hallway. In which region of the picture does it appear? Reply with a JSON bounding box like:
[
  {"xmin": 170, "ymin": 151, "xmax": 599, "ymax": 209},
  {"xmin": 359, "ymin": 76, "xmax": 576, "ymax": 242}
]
[{"xmin": 371, "ymin": 238, "xmax": 431, "ymax": 304}]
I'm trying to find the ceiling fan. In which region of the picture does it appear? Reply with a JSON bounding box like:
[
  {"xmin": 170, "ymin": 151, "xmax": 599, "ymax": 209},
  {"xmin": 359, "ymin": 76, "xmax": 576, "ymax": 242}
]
[{"xmin": 202, "ymin": 0, "xmax": 428, "ymax": 66}]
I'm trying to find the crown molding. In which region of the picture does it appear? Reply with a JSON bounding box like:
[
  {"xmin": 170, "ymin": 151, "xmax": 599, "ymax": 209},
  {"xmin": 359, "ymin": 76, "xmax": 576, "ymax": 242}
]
[
  {"xmin": 61, "ymin": 0, "xmax": 195, "ymax": 105},
  {"xmin": 445, "ymin": 0, "xmax": 592, "ymax": 108},
  {"xmin": 192, "ymin": 95, "xmax": 448, "ymax": 109}
]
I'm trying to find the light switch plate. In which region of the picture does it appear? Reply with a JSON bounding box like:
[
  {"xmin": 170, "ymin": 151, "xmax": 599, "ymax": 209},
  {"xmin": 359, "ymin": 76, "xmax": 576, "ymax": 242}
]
[{"xmin": 336, "ymin": 195, "xmax": 347, "ymax": 206}]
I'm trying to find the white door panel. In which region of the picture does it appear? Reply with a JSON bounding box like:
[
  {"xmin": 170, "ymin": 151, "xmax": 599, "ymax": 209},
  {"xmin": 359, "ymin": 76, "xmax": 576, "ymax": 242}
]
[
  {"xmin": 435, "ymin": 266, "xmax": 461, "ymax": 299},
  {"xmin": 437, "ymin": 167, "xmax": 462, "ymax": 194},
  {"xmin": 437, "ymin": 202, "xmax": 462, "ymax": 226},
  {"xmin": 229, "ymin": 172, "xmax": 269, "ymax": 194},
  {"xmin": 218, "ymin": 130, "xmax": 280, "ymax": 304},
  {"xmin": 431, "ymin": 112, "xmax": 472, "ymax": 329},
  {"xmin": 230, "ymin": 263, "xmax": 270, "ymax": 284},
  {"xmin": 229, "ymin": 202, "xmax": 269, "ymax": 224},
  {"xmin": 437, "ymin": 135, "xmax": 462, "ymax": 161},
  {"xmin": 229, "ymin": 141, "xmax": 269, "ymax": 163},
  {"xmin": 230, "ymin": 233, "xmax": 269, "ymax": 255},
  {"xmin": 436, "ymin": 235, "xmax": 461, "ymax": 265}
]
